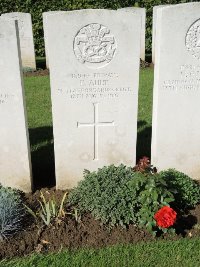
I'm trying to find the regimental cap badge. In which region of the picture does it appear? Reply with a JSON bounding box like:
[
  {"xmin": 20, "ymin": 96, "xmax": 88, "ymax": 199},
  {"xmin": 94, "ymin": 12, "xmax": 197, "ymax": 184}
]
[
  {"xmin": 186, "ymin": 19, "xmax": 200, "ymax": 60},
  {"xmin": 73, "ymin": 23, "xmax": 117, "ymax": 68}
]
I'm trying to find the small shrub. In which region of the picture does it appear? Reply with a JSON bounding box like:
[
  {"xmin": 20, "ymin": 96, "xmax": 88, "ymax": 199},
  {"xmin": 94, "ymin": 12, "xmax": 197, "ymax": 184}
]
[
  {"xmin": 160, "ymin": 169, "xmax": 200, "ymax": 209},
  {"xmin": 0, "ymin": 186, "xmax": 26, "ymax": 241},
  {"xmin": 128, "ymin": 171, "xmax": 175, "ymax": 233},
  {"xmin": 68, "ymin": 165, "xmax": 138, "ymax": 227},
  {"xmin": 68, "ymin": 164, "xmax": 174, "ymax": 234}
]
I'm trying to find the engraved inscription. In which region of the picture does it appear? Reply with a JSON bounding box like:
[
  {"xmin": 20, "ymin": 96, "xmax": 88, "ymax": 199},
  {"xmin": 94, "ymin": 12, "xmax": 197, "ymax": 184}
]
[
  {"xmin": 58, "ymin": 87, "xmax": 132, "ymax": 100},
  {"xmin": 0, "ymin": 93, "xmax": 15, "ymax": 104},
  {"xmin": 162, "ymin": 65, "xmax": 200, "ymax": 92},
  {"xmin": 57, "ymin": 72, "xmax": 134, "ymax": 100},
  {"xmin": 77, "ymin": 103, "xmax": 115, "ymax": 160},
  {"xmin": 186, "ymin": 19, "xmax": 200, "ymax": 60},
  {"xmin": 74, "ymin": 23, "xmax": 117, "ymax": 68}
]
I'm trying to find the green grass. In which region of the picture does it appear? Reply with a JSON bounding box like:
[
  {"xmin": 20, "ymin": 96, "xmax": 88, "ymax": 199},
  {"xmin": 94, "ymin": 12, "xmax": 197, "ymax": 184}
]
[
  {"xmin": 1, "ymin": 68, "xmax": 199, "ymax": 266},
  {"xmin": 24, "ymin": 76, "xmax": 55, "ymax": 188},
  {"xmin": 24, "ymin": 76, "xmax": 52, "ymax": 129},
  {"xmin": 137, "ymin": 68, "xmax": 153, "ymax": 160},
  {"xmin": 36, "ymin": 57, "xmax": 46, "ymax": 69},
  {"xmin": 1, "ymin": 239, "xmax": 200, "ymax": 267}
]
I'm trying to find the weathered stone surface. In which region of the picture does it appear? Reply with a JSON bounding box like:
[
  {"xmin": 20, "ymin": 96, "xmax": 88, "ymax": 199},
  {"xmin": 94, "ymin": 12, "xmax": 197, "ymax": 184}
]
[
  {"xmin": 119, "ymin": 7, "xmax": 146, "ymax": 61},
  {"xmin": 151, "ymin": 3, "xmax": 200, "ymax": 179},
  {"xmin": 1, "ymin": 12, "xmax": 36, "ymax": 70},
  {"xmin": 152, "ymin": 5, "xmax": 170, "ymax": 64},
  {"xmin": 0, "ymin": 18, "xmax": 32, "ymax": 192},
  {"xmin": 43, "ymin": 11, "xmax": 66, "ymax": 69},
  {"xmin": 46, "ymin": 9, "xmax": 141, "ymax": 189}
]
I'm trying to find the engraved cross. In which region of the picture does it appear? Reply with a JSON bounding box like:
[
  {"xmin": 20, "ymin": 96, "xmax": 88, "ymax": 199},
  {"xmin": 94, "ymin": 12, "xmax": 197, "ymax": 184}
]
[{"xmin": 77, "ymin": 103, "xmax": 115, "ymax": 160}]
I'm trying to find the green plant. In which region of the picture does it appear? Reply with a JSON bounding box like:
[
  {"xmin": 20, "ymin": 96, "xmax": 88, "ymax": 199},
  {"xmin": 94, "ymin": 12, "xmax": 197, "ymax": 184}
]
[
  {"xmin": 68, "ymin": 164, "xmax": 174, "ymax": 234},
  {"xmin": 128, "ymin": 171, "xmax": 175, "ymax": 234},
  {"xmin": 160, "ymin": 169, "xmax": 200, "ymax": 209},
  {"xmin": 0, "ymin": 186, "xmax": 26, "ymax": 241},
  {"xmin": 71, "ymin": 207, "xmax": 81, "ymax": 223},
  {"xmin": 22, "ymin": 67, "xmax": 35, "ymax": 72},
  {"xmin": 69, "ymin": 165, "xmax": 138, "ymax": 227},
  {"xmin": 25, "ymin": 191, "xmax": 68, "ymax": 226}
]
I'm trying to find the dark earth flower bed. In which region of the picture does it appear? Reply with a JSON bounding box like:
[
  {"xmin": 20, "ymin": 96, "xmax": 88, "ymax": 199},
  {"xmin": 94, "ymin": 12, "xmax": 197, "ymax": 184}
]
[{"xmin": 0, "ymin": 187, "xmax": 200, "ymax": 260}]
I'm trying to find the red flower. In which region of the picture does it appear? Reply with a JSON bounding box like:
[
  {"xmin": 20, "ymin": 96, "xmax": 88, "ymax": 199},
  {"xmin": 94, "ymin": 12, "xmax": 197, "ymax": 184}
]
[{"xmin": 154, "ymin": 206, "xmax": 177, "ymax": 228}]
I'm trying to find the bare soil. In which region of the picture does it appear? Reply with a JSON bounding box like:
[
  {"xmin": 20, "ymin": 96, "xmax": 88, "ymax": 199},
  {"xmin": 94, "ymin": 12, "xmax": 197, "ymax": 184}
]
[
  {"xmin": 0, "ymin": 188, "xmax": 200, "ymax": 259},
  {"xmin": 23, "ymin": 69, "xmax": 49, "ymax": 77}
]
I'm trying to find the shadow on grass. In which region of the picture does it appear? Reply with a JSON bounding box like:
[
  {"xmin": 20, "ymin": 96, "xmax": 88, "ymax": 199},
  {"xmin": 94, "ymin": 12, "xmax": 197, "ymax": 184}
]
[
  {"xmin": 145, "ymin": 53, "xmax": 152, "ymax": 63},
  {"xmin": 36, "ymin": 57, "xmax": 46, "ymax": 70},
  {"xmin": 29, "ymin": 126, "xmax": 55, "ymax": 190},
  {"xmin": 136, "ymin": 120, "xmax": 152, "ymax": 162}
]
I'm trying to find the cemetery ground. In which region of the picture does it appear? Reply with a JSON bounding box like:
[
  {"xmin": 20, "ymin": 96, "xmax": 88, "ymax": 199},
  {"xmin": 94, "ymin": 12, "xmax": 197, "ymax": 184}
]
[
  {"xmin": 2, "ymin": 239, "xmax": 200, "ymax": 267},
  {"xmin": 1, "ymin": 66, "xmax": 200, "ymax": 266}
]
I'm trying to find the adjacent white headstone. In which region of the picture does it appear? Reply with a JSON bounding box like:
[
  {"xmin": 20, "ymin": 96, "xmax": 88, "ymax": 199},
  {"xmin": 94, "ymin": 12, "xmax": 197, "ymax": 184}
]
[
  {"xmin": 1, "ymin": 12, "xmax": 36, "ymax": 70},
  {"xmin": 119, "ymin": 7, "xmax": 146, "ymax": 61},
  {"xmin": 151, "ymin": 3, "xmax": 200, "ymax": 179},
  {"xmin": 46, "ymin": 9, "xmax": 141, "ymax": 189},
  {"xmin": 152, "ymin": 5, "xmax": 170, "ymax": 64},
  {"xmin": 0, "ymin": 18, "xmax": 32, "ymax": 192},
  {"xmin": 43, "ymin": 11, "xmax": 66, "ymax": 69}
]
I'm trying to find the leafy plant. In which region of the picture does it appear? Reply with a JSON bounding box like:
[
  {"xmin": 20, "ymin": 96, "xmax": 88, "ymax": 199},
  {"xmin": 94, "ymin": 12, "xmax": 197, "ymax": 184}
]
[
  {"xmin": 160, "ymin": 169, "xmax": 200, "ymax": 209},
  {"xmin": 70, "ymin": 207, "xmax": 82, "ymax": 223},
  {"xmin": 128, "ymin": 171, "xmax": 175, "ymax": 234},
  {"xmin": 68, "ymin": 164, "xmax": 174, "ymax": 234},
  {"xmin": 69, "ymin": 165, "xmax": 138, "ymax": 227},
  {"xmin": 0, "ymin": 186, "xmax": 26, "ymax": 241},
  {"xmin": 25, "ymin": 191, "xmax": 68, "ymax": 226}
]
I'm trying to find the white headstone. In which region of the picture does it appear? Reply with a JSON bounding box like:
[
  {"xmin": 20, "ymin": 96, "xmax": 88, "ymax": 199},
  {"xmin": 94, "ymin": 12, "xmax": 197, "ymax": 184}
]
[
  {"xmin": 151, "ymin": 3, "xmax": 200, "ymax": 179},
  {"xmin": 0, "ymin": 18, "xmax": 32, "ymax": 192},
  {"xmin": 43, "ymin": 11, "xmax": 66, "ymax": 69},
  {"xmin": 46, "ymin": 9, "xmax": 141, "ymax": 189},
  {"xmin": 119, "ymin": 7, "xmax": 146, "ymax": 61},
  {"xmin": 1, "ymin": 12, "xmax": 36, "ymax": 70},
  {"xmin": 152, "ymin": 5, "xmax": 170, "ymax": 64}
]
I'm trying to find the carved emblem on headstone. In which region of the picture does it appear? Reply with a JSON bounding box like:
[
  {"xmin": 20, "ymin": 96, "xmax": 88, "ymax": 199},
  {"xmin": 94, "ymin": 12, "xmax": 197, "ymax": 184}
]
[
  {"xmin": 186, "ymin": 19, "xmax": 200, "ymax": 60},
  {"xmin": 74, "ymin": 23, "xmax": 117, "ymax": 68}
]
